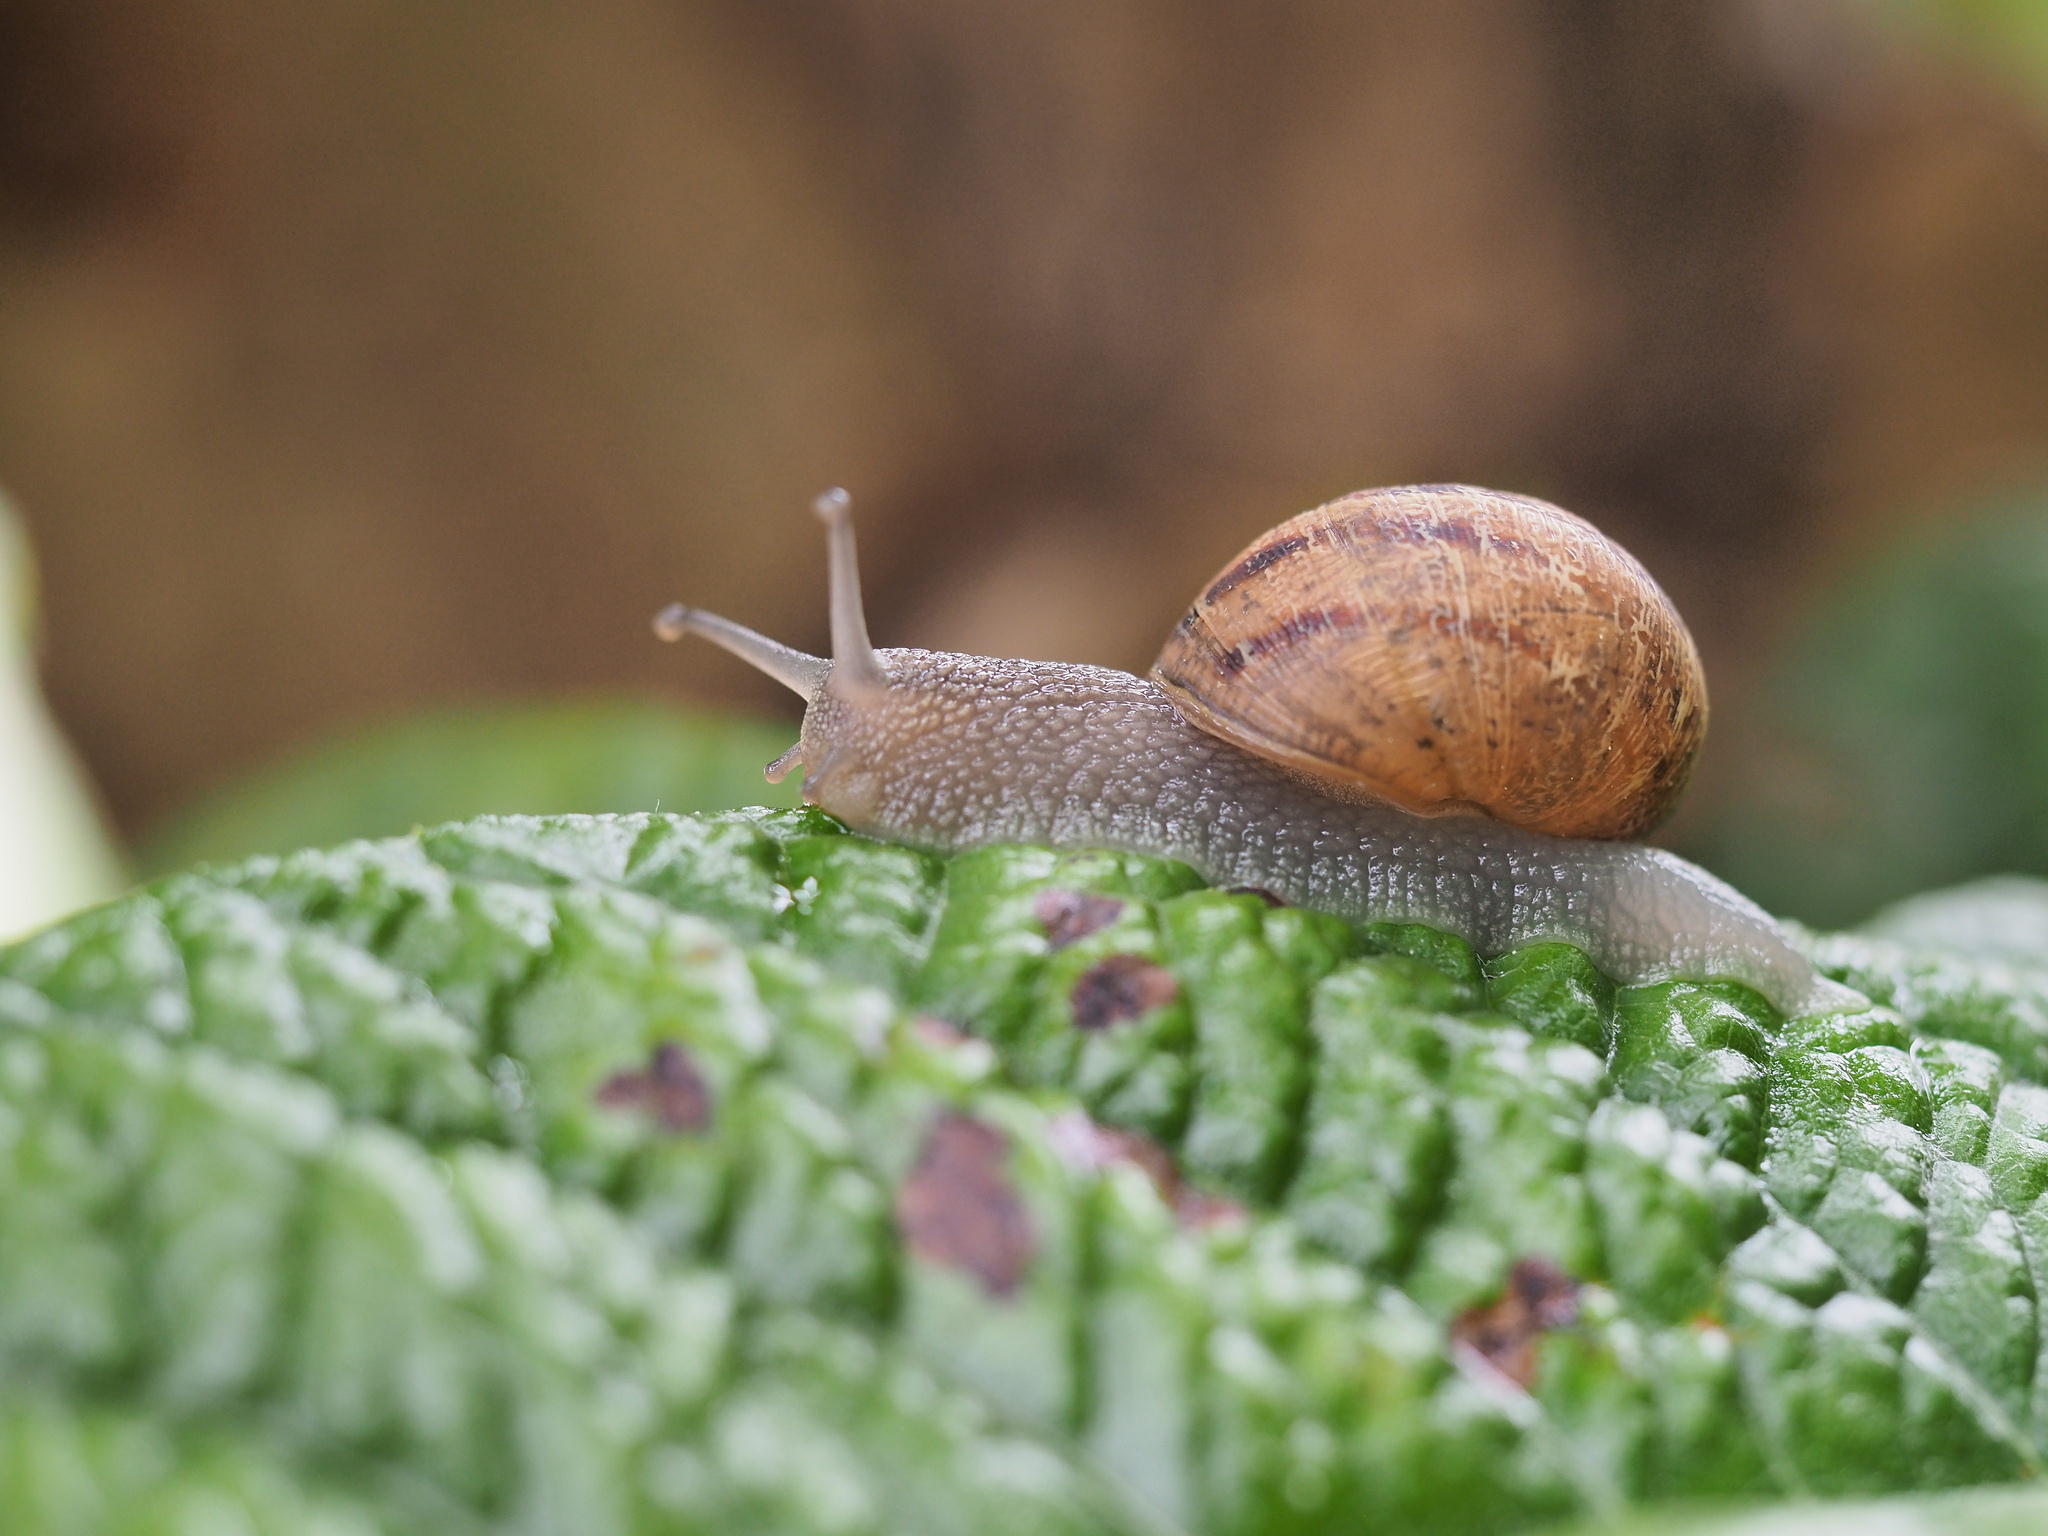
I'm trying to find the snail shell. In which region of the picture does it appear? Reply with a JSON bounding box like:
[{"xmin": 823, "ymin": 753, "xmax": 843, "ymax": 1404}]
[{"xmin": 1152, "ymin": 485, "xmax": 1708, "ymax": 840}]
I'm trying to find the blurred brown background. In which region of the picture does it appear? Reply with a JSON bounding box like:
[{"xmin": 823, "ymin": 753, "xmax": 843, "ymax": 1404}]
[{"xmin": 3, "ymin": 0, "xmax": 2047, "ymax": 841}]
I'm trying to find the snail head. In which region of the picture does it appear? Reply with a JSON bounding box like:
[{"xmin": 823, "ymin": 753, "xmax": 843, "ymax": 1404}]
[{"xmin": 654, "ymin": 488, "xmax": 947, "ymax": 824}]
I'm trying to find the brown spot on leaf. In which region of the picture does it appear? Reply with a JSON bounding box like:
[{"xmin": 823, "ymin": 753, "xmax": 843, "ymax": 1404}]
[
  {"xmin": 1450, "ymin": 1257, "xmax": 1583, "ymax": 1389},
  {"xmin": 896, "ymin": 1113, "xmax": 1035, "ymax": 1296},
  {"xmin": 1070, "ymin": 954, "xmax": 1179, "ymax": 1029},
  {"xmin": 1048, "ymin": 1110, "xmax": 1177, "ymax": 1186},
  {"xmin": 1033, "ymin": 889, "xmax": 1126, "ymax": 949},
  {"xmin": 1175, "ymin": 1189, "xmax": 1249, "ymax": 1229},
  {"xmin": 912, "ymin": 1015, "xmax": 971, "ymax": 1048},
  {"xmin": 1045, "ymin": 1111, "xmax": 1246, "ymax": 1230},
  {"xmin": 594, "ymin": 1041, "xmax": 712, "ymax": 1133}
]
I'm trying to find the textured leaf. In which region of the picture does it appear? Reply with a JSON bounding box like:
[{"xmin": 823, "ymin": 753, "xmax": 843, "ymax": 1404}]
[
  {"xmin": 1558, "ymin": 1481, "xmax": 2048, "ymax": 1536},
  {"xmin": 7, "ymin": 809, "xmax": 2048, "ymax": 1531}
]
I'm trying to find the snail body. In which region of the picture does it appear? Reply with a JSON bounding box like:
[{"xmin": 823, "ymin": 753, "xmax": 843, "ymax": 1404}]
[{"xmin": 657, "ymin": 486, "xmax": 1850, "ymax": 1016}]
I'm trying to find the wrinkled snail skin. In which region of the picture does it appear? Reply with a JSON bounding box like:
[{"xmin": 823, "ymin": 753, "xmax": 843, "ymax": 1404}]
[
  {"xmin": 795, "ymin": 648, "xmax": 1845, "ymax": 1017},
  {"xmin": 657, "ymin": 488, "xmax": 1858, "ymax": 1020}
]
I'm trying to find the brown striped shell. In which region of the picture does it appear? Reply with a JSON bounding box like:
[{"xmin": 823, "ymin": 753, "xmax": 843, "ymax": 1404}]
[{"xmin": 1151, "ymin": 485, "xmax": 1708, "ymax": 841}]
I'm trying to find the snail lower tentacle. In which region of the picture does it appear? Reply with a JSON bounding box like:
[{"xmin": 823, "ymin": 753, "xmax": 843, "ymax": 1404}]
[{"xmin": 796, "ymin": 650, "xmax": 1851, "ymax": 1018}]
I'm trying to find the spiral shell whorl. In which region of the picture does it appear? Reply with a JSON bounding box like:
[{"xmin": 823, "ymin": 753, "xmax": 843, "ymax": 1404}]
[{"xmin": 1152, "ymin": 484, "xmax": 1708, "ymax": 840}]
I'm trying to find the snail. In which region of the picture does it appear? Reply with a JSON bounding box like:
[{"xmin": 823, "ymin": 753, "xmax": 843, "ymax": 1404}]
[{"xmin": 655, "ymin": 485, "xmax": 1853, "ymax": 1016}]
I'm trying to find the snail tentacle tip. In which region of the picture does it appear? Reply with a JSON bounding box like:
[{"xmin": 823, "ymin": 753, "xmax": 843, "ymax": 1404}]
[
  {"xmin": 813, "ymin": 486, "xmax": 852, "ymax": 522},
  {"xmin": 653, "ymin": 602, "xmax": 692, "ymax": 642}
]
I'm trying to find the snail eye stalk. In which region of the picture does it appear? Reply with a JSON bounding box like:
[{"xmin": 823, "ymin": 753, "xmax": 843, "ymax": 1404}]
[
  {"xmin": 651, "ymin": 603, "xmax": 827, "ymax": 699},
  {"xmin": 652, "ymin": 486, "xmax": 888, "ymax": 702},
  {"xmin": 812, "ymin": 487, "xmax": 889, "ymax": 695}
]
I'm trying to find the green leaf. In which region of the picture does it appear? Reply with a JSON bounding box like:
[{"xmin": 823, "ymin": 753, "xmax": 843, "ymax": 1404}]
[
  {"xmin": 1864, "ymin": 877, "xmax": 2048, "ymax": 972},
  {"xmin": 1556, "ymin": 1480, "xmax": 2048, "ymax": 1536},
  {"xmin": 13, "ymin": 809, "xmax": 2048, "ymax": 1531},
  {"xmin": 1879, "ymin": 0, "xmax": 2048, "ymax": 112},
  {"xmin": 139, "ymin": 701, "xmax": 802, "ymax": 876},
  {"xmin": 1679, "ymin": 495, "xmax": 2048, "ymax": 928}
]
